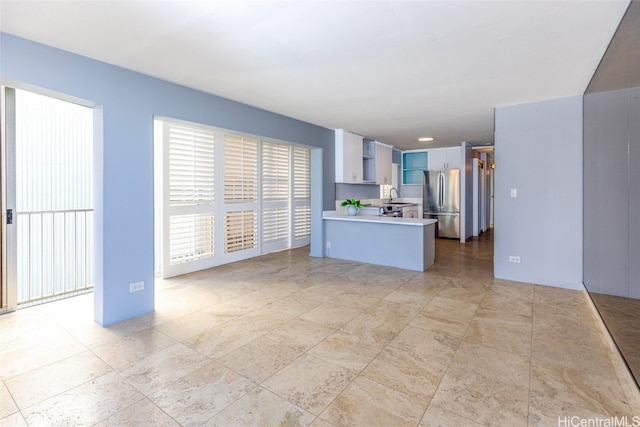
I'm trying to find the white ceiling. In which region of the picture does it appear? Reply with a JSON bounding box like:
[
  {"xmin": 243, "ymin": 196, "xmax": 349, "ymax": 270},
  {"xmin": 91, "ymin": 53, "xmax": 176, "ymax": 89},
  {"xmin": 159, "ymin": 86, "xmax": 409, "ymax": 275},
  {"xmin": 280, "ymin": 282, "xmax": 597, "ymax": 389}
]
[{"xmin": 0, "ymin": 0, "xmax": 631, "ymax": 150}]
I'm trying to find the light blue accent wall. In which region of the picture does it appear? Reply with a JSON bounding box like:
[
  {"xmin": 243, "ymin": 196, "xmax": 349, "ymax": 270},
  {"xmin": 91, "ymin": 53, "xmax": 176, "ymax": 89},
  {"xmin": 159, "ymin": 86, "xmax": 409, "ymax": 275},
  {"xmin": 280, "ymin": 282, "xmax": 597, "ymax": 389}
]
[
  {"xmin": 494, "ymin": 95, "xmax": 583, "ymax": 289},
  {"xmin": 1, "ymin": 33, "xmax": 335, "ymax": 325}
]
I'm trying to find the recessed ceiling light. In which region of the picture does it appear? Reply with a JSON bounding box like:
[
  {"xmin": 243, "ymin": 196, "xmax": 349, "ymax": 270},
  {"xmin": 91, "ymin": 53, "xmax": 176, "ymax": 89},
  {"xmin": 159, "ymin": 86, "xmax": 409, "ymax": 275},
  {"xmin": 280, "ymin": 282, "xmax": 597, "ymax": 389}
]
[{"xmin": 418, "ymin": 137, "xmax": 434, "ymax": 142}]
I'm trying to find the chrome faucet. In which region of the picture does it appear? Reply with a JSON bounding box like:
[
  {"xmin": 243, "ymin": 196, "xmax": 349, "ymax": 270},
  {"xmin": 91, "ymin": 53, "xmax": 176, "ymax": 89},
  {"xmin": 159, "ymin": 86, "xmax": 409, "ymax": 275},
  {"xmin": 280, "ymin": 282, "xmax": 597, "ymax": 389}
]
[{"xmin": 389, "ymin": 187, "xmax": 399, "ymax": 203}]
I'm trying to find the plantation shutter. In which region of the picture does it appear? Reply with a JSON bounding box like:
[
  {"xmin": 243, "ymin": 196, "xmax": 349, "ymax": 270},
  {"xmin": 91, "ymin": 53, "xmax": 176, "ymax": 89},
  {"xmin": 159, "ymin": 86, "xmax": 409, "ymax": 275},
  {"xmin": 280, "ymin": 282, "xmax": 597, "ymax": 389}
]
[
  {"xmin": 157, "ymin": 119, "xmax": 312, "ymax": 274},
  {"xmin": 262, "ymin": 141, "xmax": 290, "ymax": 253},
  {"xmin": 162, "ymin": 122, "xmax": 216, "ymax": 277},
  {"xmin": 292, "ymin": 146, "xmax": 311, "ymax": 246},
  {"xmin": 222, "ymin": 134, "xmax": 260, "ymax": 261}
]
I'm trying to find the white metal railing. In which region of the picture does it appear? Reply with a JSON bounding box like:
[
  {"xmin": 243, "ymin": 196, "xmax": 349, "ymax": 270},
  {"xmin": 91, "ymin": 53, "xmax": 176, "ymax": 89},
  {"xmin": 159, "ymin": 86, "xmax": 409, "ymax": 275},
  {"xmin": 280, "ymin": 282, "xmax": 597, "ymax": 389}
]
[{"xmin": 17, "ymin": 209, "xmax": 94, "ymax": 305}]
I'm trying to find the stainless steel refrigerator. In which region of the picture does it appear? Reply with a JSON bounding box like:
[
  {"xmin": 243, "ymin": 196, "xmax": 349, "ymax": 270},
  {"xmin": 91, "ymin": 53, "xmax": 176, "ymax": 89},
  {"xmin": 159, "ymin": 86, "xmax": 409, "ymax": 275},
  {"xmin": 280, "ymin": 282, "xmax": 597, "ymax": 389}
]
[{"xmin": 423, "ymin": 169, "xmax": 461, "ymax": 239}]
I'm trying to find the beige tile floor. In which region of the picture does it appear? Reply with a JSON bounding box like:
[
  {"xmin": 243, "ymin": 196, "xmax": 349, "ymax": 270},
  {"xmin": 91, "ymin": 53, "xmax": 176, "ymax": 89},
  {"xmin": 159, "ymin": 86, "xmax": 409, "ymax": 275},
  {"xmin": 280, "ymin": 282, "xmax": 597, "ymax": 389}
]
[{"xmin": 1, "ymin": 231, "xmax": 639, "ymax": 426}]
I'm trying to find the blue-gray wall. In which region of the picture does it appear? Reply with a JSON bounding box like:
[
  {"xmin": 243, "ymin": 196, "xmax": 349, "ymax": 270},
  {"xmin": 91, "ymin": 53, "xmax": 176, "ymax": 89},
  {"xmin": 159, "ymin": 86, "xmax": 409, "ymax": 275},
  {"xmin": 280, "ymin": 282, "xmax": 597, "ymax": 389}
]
[
  {"xmin": 1, "ymin": 33, "xmax": 335, "ymax": 325},
  {"xmin": 494, "ymin": 95, "xmax": 583, "ymax": 289}
]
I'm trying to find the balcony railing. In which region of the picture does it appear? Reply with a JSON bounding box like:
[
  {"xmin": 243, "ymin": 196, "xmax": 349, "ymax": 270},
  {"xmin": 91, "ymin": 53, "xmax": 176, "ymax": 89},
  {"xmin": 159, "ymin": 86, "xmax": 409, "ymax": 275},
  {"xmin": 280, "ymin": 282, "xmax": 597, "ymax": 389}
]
[{"xmin": 17, "ymin": 209, "xmax": 94, "ymax": 305}]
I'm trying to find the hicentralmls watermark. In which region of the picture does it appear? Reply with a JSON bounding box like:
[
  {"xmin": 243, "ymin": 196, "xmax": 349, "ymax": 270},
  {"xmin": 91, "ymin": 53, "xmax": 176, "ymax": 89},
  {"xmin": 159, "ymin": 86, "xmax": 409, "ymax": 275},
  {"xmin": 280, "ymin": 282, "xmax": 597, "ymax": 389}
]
[{"xmin": 558, "ymin": 416, "xmax": 640, "ymax": 427}]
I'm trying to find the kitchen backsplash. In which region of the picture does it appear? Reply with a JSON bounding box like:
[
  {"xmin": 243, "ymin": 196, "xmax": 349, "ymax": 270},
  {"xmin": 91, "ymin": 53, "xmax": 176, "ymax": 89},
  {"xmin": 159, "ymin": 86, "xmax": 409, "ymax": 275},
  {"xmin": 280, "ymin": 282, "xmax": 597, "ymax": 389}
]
[
  {"xmin": 335, "ymin": 183, "xmax": 381, "ymax": 201},
  {"xmin": 399, "ymin": 183, "xmax": 423, "ymax": 198}
]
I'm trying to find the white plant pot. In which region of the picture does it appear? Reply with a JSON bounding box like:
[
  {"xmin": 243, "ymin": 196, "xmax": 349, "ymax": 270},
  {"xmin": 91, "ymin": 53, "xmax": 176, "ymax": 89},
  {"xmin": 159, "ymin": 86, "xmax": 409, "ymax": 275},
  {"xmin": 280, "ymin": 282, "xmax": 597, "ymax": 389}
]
[{"xmin": 347, "ymin": 205, "xmax": 358, "ymax": 216}]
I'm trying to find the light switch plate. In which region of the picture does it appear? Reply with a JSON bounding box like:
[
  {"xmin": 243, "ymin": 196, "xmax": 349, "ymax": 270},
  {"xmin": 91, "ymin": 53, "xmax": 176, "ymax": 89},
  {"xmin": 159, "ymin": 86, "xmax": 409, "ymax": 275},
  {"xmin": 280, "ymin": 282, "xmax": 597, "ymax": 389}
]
[{"xmin": 510, "ymin": 188, "xmax": 518, "ymax": 198}]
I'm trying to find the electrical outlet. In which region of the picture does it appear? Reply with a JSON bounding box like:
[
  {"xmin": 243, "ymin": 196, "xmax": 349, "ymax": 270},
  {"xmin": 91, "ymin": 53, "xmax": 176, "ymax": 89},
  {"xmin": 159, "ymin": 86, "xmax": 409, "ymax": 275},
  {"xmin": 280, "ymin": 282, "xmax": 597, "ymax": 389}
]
[
  {"xmin": 510, "ymin": 188, "xmax": 518, "ymax": 198},
  {"xmin": 326, "ymin": 241, "xmax": 331, "ymax": 249},
  {"xmin": 509, "ymin": 256, "xmax": 521, "ymax": 263},
  {"xmin": 129, "ymin": 281, "xmax": 144, "ymax": 293}
]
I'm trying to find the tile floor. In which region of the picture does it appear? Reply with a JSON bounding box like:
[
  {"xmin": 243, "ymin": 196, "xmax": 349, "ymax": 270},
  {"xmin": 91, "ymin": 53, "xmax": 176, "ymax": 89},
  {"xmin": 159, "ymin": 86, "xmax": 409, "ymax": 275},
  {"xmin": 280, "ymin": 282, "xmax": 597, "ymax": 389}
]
[{"xmin": 1, "ymin": 232, "xmax": 639, "ymax": 426}]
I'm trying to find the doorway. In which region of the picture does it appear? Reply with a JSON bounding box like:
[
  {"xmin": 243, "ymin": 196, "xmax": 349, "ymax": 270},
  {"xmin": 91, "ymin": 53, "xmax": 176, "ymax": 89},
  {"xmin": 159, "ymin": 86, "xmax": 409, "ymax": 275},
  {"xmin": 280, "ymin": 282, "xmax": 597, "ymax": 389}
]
[{"xmin": 1, "ymin": 87, "xmax": 94, "ymax": 311}]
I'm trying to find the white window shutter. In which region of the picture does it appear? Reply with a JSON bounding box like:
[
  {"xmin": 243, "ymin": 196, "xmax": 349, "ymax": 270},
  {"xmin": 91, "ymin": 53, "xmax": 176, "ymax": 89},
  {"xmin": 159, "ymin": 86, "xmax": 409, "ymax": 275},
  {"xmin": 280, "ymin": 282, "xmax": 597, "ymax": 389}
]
[
  {"xmin": 169, "ymin": 125, "xmax": 215, "ymax": 206},
  {"xmin": 224, "ymin": 134, "xmax": 258, "ymax": 203},
  {"xmin": 158, "ymin": 120, "xmax": 311, "ymax": 272},
  {"xmin": 262, "ymin": 141, "xmax": 289, "ymax": 202},
  {"xmin": 222, "ymin": 134, "xmax": 260, "ymax": 261},
  {"xmin": 162, "ymin": 122, "xmax": 216, "ymax": 277},
  {"xmin": 262, "ymin": 141, "xmax": 290, "ymax": 252},
  {"xmin": 224, "ymin": 210, "xmax": 257, "ymax": 253},
  {"xmin": 169, "ymin": 213, "xmax": 214, "ymax": 263},
  {"xmin": 293, "ymin": 206, "xmax": 311, "ymax": 240},
  {"xmin": 292, "ymin": 147, "xmax": 311, "ymax": 245}
]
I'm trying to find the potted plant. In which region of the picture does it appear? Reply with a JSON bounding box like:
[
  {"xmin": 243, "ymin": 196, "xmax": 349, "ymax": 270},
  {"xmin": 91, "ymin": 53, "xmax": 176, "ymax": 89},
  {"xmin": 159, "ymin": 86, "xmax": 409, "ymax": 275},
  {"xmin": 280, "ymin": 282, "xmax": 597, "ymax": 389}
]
[{"xmin": 341, "ymin": 198, "xmax": 364, "ymax": 216}]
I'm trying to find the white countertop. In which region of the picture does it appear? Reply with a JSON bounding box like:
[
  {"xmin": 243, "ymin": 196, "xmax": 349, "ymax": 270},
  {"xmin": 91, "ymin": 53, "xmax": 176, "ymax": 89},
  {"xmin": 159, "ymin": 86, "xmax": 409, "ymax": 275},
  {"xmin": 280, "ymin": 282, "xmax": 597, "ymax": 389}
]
[{"xmin": 323, "ymin": 210, "xmax": 437, "ymax": 227}]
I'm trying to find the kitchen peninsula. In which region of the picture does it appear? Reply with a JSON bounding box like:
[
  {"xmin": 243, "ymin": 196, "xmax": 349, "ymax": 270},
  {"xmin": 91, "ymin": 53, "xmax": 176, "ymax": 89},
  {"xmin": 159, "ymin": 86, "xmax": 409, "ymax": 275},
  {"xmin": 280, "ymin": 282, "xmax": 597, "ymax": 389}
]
[{"xmin": 323, "ymin": 211, "xmax": 437, "ymax": 271}]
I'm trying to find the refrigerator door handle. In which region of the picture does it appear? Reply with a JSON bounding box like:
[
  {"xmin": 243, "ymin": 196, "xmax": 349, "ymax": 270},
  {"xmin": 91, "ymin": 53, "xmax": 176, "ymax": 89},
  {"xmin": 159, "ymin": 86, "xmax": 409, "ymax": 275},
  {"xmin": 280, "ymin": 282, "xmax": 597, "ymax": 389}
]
[
  {"xmin": 441, "ymin": 172, "xmax": 446, "ymax": 208},
  {"xmin": 436, "ymin": 173, "xmax": 440, "ymax": 208},
  {"xmin": 436, "ymin": 173, "xmax": 441, "ymax": 208}
]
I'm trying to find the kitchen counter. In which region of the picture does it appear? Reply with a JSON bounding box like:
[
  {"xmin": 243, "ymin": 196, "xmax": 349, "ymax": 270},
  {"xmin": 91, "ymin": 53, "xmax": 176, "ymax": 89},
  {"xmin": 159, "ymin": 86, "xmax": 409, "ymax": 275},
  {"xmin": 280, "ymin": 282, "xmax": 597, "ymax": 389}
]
[
  {"xmin": 323, "ymin": 211, "xmax": 435, "ymax": 226},
  {"xmin": 323, "ymin": 211, "xmax": 437, "ymax": 271}
]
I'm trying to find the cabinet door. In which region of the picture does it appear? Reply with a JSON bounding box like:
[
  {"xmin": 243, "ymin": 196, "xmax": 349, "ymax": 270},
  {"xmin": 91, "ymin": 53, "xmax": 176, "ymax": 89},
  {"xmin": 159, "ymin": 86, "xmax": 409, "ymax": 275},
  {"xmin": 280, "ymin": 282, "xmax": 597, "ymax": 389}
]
[
  {"xmin": 427, "ymin": 149, "xmax": 447, "ymax": 170},
  {"xmin": 335, "ymin": 130, "xmax": 363, "ymax": 183},
  {"xmin": 347, "ymin": 132, "xmax": 363, "ymax": 182},
  {"xmin": 375, "ymin": 143, "xmax": 392, "ymax": 184},
  {"xmin": 428, "ymin": 147, "xmax": 462, "ymax": 170},
  {"xmin": 444, "ymin": 147, "xmax": 462, "ymax": 169}
]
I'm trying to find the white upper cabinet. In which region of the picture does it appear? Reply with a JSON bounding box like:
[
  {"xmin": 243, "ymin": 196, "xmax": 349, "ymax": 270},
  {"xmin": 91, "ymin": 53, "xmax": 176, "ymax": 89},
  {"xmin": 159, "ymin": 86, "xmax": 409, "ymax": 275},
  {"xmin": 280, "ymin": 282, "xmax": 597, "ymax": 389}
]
[
  {"xmin": 335, "ymin": 129, "xmax": 363, "ymax": 183},
  {"xmin": 375, "ymin": 142, "xmax": 393, "ymax": 185},
  {"xmin": 427, "ymin": 146, "xmax": 462, "ymax": 170},
  {"xmin": 363, "ymin": 140, "xmax": 392, "ymax": 184}
]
